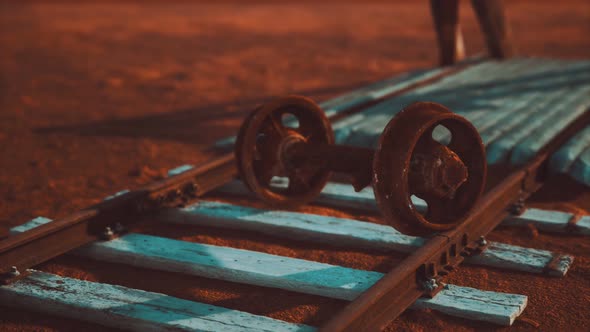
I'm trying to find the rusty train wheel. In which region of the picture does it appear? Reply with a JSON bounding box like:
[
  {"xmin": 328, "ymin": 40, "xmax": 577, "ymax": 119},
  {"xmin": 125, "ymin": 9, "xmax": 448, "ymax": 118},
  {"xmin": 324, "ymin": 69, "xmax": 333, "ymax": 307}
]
[
  {"xmin": 234, "ymin": 95, "xmax": 334, "ymax": 208},
  {"xmin": 373, "ymin": 102, "xmax": 487, "ymax": 236}
]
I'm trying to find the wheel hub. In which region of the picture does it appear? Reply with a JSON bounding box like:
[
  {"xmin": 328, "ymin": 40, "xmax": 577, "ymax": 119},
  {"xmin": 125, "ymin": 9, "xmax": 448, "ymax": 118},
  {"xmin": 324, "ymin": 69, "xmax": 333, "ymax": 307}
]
[{"xmin": 409, "ymin": 143, "xmax": 468, "ymax": 199}]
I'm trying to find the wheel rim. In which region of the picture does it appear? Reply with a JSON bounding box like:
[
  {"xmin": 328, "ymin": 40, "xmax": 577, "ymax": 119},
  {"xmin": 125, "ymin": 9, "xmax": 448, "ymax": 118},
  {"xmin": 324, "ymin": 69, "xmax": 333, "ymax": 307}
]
[
  {"xmin": 234, "ymin": 95, "xmax": 334, "ymax": 208},
  {"xmin": 373, "ymin": 102, "xmax": 487, "ymax": 236}
]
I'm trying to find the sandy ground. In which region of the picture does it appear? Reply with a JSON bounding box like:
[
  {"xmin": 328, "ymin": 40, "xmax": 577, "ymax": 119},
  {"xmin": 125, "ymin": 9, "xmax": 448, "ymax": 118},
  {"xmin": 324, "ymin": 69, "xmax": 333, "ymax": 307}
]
[{"xmin": 0, "ymin": 1, "xmax": 589, "ymax": 331}]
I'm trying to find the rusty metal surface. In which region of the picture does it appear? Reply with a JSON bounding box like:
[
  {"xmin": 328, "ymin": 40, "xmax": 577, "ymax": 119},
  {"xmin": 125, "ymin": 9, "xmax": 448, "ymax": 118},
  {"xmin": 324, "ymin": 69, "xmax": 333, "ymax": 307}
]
[{"xmin": 287, "ymin": 143, "xmax": 375, "ymax": 192}]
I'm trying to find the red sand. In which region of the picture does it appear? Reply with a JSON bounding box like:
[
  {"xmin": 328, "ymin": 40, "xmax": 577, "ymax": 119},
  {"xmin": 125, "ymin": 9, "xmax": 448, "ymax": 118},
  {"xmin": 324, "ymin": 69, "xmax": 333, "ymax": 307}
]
[{"xmin": 0, "ymin": 1, "xmax": 589, "ymax": 331}]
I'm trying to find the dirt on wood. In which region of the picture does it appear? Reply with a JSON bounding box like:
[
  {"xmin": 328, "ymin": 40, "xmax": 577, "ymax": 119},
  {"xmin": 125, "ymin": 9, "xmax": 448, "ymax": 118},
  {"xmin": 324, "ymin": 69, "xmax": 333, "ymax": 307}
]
[{"xmin": 0, "ymin": 1, "xmax": 589, "ymax": 331}]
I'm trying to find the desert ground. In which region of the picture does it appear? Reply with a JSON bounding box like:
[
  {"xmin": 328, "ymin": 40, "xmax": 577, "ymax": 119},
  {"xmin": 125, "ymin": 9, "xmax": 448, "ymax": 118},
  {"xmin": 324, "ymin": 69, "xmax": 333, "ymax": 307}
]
[{"xmin": 0, "ymin": 0, "xmax": 589, "ymax": 331}]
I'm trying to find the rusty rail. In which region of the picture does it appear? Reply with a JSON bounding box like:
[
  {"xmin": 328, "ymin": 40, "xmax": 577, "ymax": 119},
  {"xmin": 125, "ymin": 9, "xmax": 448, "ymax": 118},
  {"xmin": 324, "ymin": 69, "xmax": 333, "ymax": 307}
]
[{"xmin": 0, "ymin": 153, "xmax": 236, "ymax": 282}]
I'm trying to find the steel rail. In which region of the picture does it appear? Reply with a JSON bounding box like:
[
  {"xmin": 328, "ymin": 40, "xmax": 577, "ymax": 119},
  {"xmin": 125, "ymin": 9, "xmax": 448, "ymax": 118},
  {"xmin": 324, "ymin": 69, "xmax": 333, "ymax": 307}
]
[
  {"xmin": 320, "ymin": 108, "xmax": 590, "ymax": 332},
  {"xmin": 0, "ymin": 153, "xmax": 236, "ymax": 282}
]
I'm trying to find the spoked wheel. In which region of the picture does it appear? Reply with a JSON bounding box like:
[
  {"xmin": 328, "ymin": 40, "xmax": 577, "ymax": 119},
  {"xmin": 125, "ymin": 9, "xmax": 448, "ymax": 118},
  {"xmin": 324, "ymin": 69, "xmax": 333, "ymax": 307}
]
[
  {"xmin": 234, "ymin": 95, "xmax": 334, "ymax": 208},
  {"xmin": 373, "ymin": 102, "xmax": 487, "ymax": 236}
]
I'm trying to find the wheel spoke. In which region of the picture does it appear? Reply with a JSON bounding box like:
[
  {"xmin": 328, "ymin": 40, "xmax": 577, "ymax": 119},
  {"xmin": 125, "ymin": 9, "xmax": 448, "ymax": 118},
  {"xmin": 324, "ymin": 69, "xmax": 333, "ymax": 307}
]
[
  {"xmin": 295, "ymin": 116, "xmax": 314, "ymax": 140},
  {"xmin": 253, "ymin": 142, "xmax": 262, "ymax": 161},
  {"xmin": 235, "ymin": 96, "xmax": 334, "ymax": 208},
  {"xmin": 287, "ymin": 170, "xmax": 311, "ymax": 194},
  {"xmin": 446, "ymin": 125, "xmax": 470, "ymax": 155},
  {"xmin": 253, "ymin": 133, "xmax": 281, "ymax": 185},
  {"xmin": 422, "ymin": 194, "xmax": 450, "ymax": 222},
  {"xmin": 254, "ymin": 157, "xmax": 281, "ymax": 185},
  {"xmin": 415, "ymin": 128, "xmax": 443, "ymax": 156},
  {"xmin": 255, "ymin": 132, "xmax": 277, "ymax": 155},
  {"xmin": 268, "ymin": 112, "xmax": 287, "ymax": 138},
  {"xmin": 447, "ymin": 137, "xmax": 468, "ymax": 156}
]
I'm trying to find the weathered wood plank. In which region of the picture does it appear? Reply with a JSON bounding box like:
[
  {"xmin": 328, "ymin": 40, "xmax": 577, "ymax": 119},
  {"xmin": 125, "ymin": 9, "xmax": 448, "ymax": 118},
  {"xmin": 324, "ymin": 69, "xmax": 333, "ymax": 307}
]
[
  {"xmin": 168, "ymin": 164, "xmax": 195, "ymax": 177},
  {"xmin": 159, "ymin": 199, "xmax": 573, "ymax": 276},
  {"xmin": 11, "ymin": 218, "xmax": 377, "ymax": 301},
  {"xmin": 217, "ymin": 179, "xmax": 588, "ymax": 238},
  {"xmin": 9, "ymin": 216, "xmax": 54, "ymax": 235},
  {"xmin": 10, "ymin": 219, "xmax": 527, "ymax": 325},
  {"xmin": 103, "ymin": 189, "xmax": 130, "ymax": 201},
  {"xmin": 0, "ymin": 270, "xmax": 314, "ymax": 332},
  {"xmin": 570, "ymin": 147, "xmax": 590, "ymax": 186},
  {"xmin": 324, "ymin": 68, "xmax": 445, "ymax": 109},
  {"xmin": 414, "ymin": 283, "xmax": 525, "ymax": 326},
  {"xmin": 213, "ymin": 67, "xmax": 446, "ymax": 149},
  {"xmin": 550, "ymin": 125, "xmax": 590, "ymax": 173},
  {"xmin": 335, "ymin": 59, "xmax": 590, "ymax": 154},
  {"xmin": 505, "ymin": 208, "xmax": 590, "ymax": 236},
  {"xmin": 479, "ymin": 91, "xmax": 547, "ymax": 145},
  {"xmin": 324, "ymin": 58, "xmax": 590, "ymax": 178},
  {"xmin": 508, "ymin": 86, "xmax": 590, "ymax": 165},
  {"xmin": 466, "ymin": 242, "xmax": 573, "ymax": 277},
  {"xmin": 415, "ymin": 59, "xmax": 534, "ymax": 93},
  {"xmin": 91, "ymin": 234, "xmax": 385, "ymax": 302}
]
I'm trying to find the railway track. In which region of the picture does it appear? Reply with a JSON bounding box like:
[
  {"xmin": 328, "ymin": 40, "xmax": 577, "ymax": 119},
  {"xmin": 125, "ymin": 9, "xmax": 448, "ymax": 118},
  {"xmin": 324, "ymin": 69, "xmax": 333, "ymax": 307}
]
[{"xmin": 1, "ymin": 57, "xmax": 589, "ymax": 331}]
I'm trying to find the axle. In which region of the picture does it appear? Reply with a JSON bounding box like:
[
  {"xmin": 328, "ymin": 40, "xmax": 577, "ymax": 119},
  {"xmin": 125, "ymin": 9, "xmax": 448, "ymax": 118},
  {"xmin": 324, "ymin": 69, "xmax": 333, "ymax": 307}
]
[
  {"xmin": 282, "ymin": 140, "xmax": 374, "ymax": 191},
  {"xmin": 281, "ymin": 137, "xmax": 468, "ymax": 197}
]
